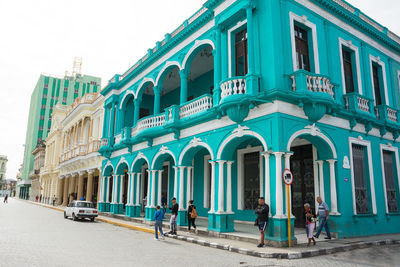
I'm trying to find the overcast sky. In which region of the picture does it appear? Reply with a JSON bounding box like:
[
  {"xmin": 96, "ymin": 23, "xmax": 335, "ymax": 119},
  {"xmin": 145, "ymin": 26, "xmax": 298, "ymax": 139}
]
[{"xmin": 0, "ymin": 0, "xmax": 399, "ymax": 179}]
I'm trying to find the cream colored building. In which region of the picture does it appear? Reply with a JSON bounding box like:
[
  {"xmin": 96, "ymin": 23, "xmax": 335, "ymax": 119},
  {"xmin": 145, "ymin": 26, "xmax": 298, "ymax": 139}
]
[
  {"xmin": 58, "ymin": 93, "xmax": 104, "ymax": 206},
  {"xmin": 40, "ymin": 104, "xmax": 69, "ymax": 204}
]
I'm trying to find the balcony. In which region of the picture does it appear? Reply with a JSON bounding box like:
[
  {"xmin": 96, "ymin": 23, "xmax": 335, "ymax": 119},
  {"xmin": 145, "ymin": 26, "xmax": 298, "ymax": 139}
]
[
  {"xmin": 375, "ymin": 105, "xmax": 399, "ymax": 124},
  {"xmin": 290, "ymin": 70, "xmax": 335, "ymax": 99},
  {"xmin": 101, "ymin": 138, "xmax": 109, "ymax": 147},
  {"xmin": 61, "ymin": 140, "xmax": 102, "ymax": 163},
  {"xmin": 220, "ymin": 77, "xmax": 246, "ymax": 100},
  {"xmin": 131, "ymin": 113, "xmax": 166, "ymax": 137},
  {"xmin": 344, "ymin": 93, "xmax": 374, "ymax": 115},
  {"xmin": 179, "ymin": 94, "xmax": 213, "ymax": 119}
]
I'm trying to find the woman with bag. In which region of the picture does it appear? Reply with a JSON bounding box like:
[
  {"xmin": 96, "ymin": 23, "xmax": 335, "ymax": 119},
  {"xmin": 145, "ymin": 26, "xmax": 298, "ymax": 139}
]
[
  {"xmin": 187, "ymin": 200, "xmax": 198, "ymax": 234},
  {"xmin": 304, "ymin": 203, "xmax": 317, "ymax": 246}
]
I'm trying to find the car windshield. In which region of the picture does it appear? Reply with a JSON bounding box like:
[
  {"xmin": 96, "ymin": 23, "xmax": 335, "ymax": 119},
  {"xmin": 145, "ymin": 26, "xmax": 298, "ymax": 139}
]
[{"xmin": 75, "ymin": 202, "xmax": 93, "ymax": 208}]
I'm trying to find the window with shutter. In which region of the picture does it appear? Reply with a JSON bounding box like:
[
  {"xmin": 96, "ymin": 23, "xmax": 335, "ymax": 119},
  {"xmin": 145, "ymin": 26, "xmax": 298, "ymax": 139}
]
[
  {"xmin": 352, "ymin": 144, "xmax": 370, "ymax": 214},
  {"xmin": 383, "ymin": 150, "xmax": 398, "ymax": 213},
  {"xmin": 294, "ymin": 25, "xmax": 310, "ymax": 71}
]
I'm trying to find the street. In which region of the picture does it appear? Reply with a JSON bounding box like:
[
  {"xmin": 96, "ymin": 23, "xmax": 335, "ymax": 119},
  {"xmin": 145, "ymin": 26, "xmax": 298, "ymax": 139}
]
[{"xmin": 0, "ymin": 198, "xmax": 399, "ymax": 267}]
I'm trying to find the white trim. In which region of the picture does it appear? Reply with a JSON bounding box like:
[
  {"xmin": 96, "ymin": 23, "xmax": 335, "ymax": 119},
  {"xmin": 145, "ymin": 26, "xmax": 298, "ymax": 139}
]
[
  {"xmin": 348, "ymin": 137, "xmax": 377, "ymax": 215},
  {"xmin": 379, "ymin": 144, "xmax": 400, "ymax": 214},
  {"xmin": 178, "ymin": 137, "xmax": 215, "ymax": 165},
  {"xmin": 182, "ymin": 39, "xmax": 216, "ymax": 70},
  {"xmin": 115, "ymin": 158, "xmax": 130, "ymax": 174},
  {"xmin": 135, "ymin": 78, "xmax": 155, "ymax": 99},
  {"xmin": 227, "ymin": 19, "xmax": 247, "ymax": 78},
  {"xmin": 119, "ymin": 90, "xmax": 135, "ymax": 109},
  {"xmin": 203, "ymin": 154, "xmax": 211, "ymax": 209},
  {"xmin": 102, "ymin": 162, "xmax": 114, "ymax": 176},
  {"xmin": 289, "ymin": 12, "xmax": 320, "ymax": 73},
  {"xmin": 237, "ymin": 146, "xmax": 263, "ymax": 210},
  {"xmin": 131, "ymin": 152, "xmax": 150, "ymax": 172},
  {"xmin": 151, "ymin": 148, "xmax": 177, "ymax": 169},
  {"xmin": 369, "ymin": 55, "xmax": 389, "ymax": 106},
  {"xmin": 338, "ymin": 38, "xmax": 363, "ymax": 95},
  {"xmin": 155, "ymin": 61, "xmax": 182, "ymax": 87}
]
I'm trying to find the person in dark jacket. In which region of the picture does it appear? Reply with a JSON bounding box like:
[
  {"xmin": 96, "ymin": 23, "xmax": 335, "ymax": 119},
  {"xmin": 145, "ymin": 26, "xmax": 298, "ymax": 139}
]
[
  {"xmin": 168, "ymin": 197, "xmax": 179, "ymax": 235},
  {"xmin": 254, "ymin": 197, "xmax": 269, "ymax": 248}
]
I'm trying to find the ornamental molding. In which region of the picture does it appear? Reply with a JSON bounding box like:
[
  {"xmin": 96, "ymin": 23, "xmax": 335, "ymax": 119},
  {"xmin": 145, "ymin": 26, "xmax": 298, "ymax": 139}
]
[
  {"xmin": 159, "ymin": 145, "xmax": 168, "ymax": 153},
  {"xmin": 304, "ymin": 123, "xmax": 320, "ymax": 136},
  {"xmin": 232, "ymin": 125, "xmax": 250, "ymax": 137},
  {"xmin": 189, "ymin": 137, "xmax": 202, "ymax": 147}
]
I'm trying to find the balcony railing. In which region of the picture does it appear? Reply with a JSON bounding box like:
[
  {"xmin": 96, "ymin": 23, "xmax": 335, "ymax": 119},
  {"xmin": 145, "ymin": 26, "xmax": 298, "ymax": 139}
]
[
  {"xmin": 220, "ymin": 77, "xmax": 246, "ymax": 99},
  {"xmin": 344, "ymin": 93, "xmax": 373, "ymax": 114},
  {"xmin": 291, "ymin": 72, "xmax": 335, "ymax": 98},
  {"xmin": 387, "ymin": 107, "xmax": 398, "ymax": 122},
  {"xmin": 79, "ymin": 144, "xmax": 87, "ymax": 155},
  {"xmin": 375, "ymin": 105, "xmax": 399, "ymax": 123},
  {"xmin": 101, "ymin": 138, "xmax": 109, "ymax": 147},
  {"xmin": 114, "ymin": 133, "xmax": 122, "ymax": 144},
  {"xmin": 61, "ymin": 140, "xmax": 102, "ymax": 162},
  {"xmin": 179, "ymin": 94, "xmax": 213, "ymax": 119}
]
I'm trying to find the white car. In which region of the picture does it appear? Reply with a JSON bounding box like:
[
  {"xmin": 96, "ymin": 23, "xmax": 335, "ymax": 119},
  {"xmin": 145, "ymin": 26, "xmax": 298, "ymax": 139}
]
[{"xmin": 64, "ymin": 200, "xmax": 98, "ymax": 221}]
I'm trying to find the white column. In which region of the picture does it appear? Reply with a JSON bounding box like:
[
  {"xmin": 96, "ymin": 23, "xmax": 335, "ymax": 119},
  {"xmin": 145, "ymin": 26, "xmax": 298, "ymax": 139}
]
[
  {"xmin": 157, "ymin": 170, "xmax": 162, "ymax": 206},
  {"xmin": 209, "ymin": 161, "xmax": 216, "ymax": 213},
  {"xmin": 178, "ymin": 166, "xmax": 186, "ymax": 211},
  {"xmin": 119, "ymin": 175, "xmax": 124, "ymax": 204},
  {"xmin": 146, "ymin": 170, "xmax": 151, "ymax": 207},
  {"xmin": 274, "ymin": 152, "xmax": 284, "ymax": 218},
  {"xmin": 113, "ymin": 175, "xmax": 118, "ymax": 203},
  {"xmin": 106, "ymin": 177, "xmax": 110, "ymax": 203},
  {"xmin": 316, "ymin": 160, "xmax": 325, "ymax": 201},
  {"xmin": 312, "ymin": 146, "xmax": 320, "ymax": 209},
  {"xmin": 217, "ymin": 160, "xmax": 226, "ymax": 213},
  {"xmin": 99, "ymin": 176, "xmax": 103, "ymax": 203},
  {"xmin": 135, "ymin": 173, "xmax": 141, "ymax": 205},
  {"xmin": 127, "ymin": 173, "xmax": 132, "ymax": 205},
  {"xmin": 186, "ymin": 166, "xmax": 192, "ymax": 208},
  {"xmin": 150, "ymin": 170, "xmax": 157, "ymax": 208},
  {"xmin": 262, "ymin": 151, "xmax": 271, "ymax": 215},
  {"xmin": 284, "ymin": 152, "xmax": 294, "ymax": 217},
  {"xmin": 226, "ymin": 161, "xmax": 233, "ymax": 213},
  {"xmin": 130, "ymin": 173, "xmax": 135, "ymax": 205},
  {"xmin": 173, "ymin": 166, "xmax": 178, "ymax": 198},
  {"xmin": 327, "ymin": 159, "xmax": 339, "ymax": 215},
  {"xmin": 203, "ymin": 158, "xmax": 210, "ymax": 209}
]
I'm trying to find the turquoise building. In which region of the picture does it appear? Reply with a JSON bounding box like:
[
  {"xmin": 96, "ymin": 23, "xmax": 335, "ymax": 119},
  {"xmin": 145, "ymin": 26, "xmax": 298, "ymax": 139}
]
[{"xmin": 98, "ymin": 0, "xmax": 400, "ymax": 245}]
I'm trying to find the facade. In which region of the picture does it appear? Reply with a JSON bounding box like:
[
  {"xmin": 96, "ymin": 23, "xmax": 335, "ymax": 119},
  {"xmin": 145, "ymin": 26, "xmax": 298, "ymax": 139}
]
[
  {"xmin": 0, "ymin": 155, "xmax": 8, "ymax": 191},
  {"xmin": 29, "ymin": 141, "xmax": 46, "ymax": 201},
  {"xmin": 54, "ymin": 93, "xmax": 104, "ymax": 206},
  {"xmin": 97, "ymin": 0, "xmax": 400, "ymax": 246},
  {"xmin": 39, "ymin": 104, "xmax": 69, "ymax": 204},
  {"xmin": 20, "ymin": 68, "xmax": 101, "ymax": 198}
]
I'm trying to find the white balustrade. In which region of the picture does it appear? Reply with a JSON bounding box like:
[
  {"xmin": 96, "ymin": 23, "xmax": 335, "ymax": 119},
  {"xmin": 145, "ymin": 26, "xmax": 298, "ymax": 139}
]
[
  {"xmin": 357, "ymin": 96, "xmax": 370, "ymax": 112},
  {"xmin": 220, "ymin": 77, "xmax": 246, "ymax": 99},
  {"xmin": 306, "ymin": 75, "xmax": 335, "ymax": 98},
  {"xmin": 387, "ymin": 108, "xmax": 398, "ymax": 122},
  {"xmin": 136, "ymin": 114, "xmax": 166, "ymax": 132},
  {"xmin": 179, "ymin": 95, "xmax": 213, "ymax": 119},
  {"xmin": 114, "ymin": 133, "xmax": 122, "ymax": 144},
  {"xmin": 101, "ymin": 138, "xmax": 108, "ymax": 147}
]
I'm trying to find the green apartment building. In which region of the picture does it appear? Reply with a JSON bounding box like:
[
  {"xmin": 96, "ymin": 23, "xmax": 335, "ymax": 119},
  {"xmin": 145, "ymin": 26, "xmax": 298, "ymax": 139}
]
[{"xmin": 19, "ymin": 71, "xmax": 101, "ymax": 199}]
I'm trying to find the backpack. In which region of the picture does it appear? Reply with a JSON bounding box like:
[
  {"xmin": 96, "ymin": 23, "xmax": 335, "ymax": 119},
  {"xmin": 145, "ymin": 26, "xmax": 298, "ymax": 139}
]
[{"xmin": 191, "ymin": 206, "xmax": 198, "ymax": 218}]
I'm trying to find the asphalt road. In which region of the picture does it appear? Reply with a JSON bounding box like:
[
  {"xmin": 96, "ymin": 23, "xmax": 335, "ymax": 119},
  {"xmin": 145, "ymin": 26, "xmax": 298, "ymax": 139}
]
[{"xmin": 0, "ymin": 198, "xmax": 399, "ymax": 267}]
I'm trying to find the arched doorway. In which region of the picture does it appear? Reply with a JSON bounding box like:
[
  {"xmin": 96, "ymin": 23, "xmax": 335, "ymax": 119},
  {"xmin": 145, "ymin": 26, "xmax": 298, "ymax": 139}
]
[
  {"xmin": 99, "ymin": 164, "xmax": 114, "ymax": 212},
  {"xmin": 130, "ymin": 154, "xmax": 150, "ymax": 217},
  {"xmin": 112, "ymin": 161, "xmax": 129, "ymax": 215}
]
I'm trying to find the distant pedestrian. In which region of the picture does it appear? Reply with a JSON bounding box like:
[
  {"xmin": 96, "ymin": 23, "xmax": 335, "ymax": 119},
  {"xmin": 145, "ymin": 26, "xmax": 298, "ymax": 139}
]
[
  {"xmin": 168, "ymin": 197, "xmax": 178, "ymax": 235},
  {"xmin": 254, "ymin": 197, "xmax": 269, "ymax": 248},
  {"xmin": 3, "ymin": 194, "xmax": 8, "ymax": 204},
  {"xmin": 161, "ymin": 193, "xmax": 167, "ymax": 213},
  {"xmin": 154, "ymin": 205, "xmax": 165, "ymax": 240},
  {"xmin": 35, "ymin": 195, "xmax": 39, "ymax": 202},
  {"xmin": 39, "ymin": 194, "xmax": 42, "ymax": 203},
  {"xmin": 304, "ymin": 203, "xmax": 316, "ymax": 246},
  {"xmin": 52, "ymin": 195, "xmax": 56, "ymax": 206},
  {"xmin": 80, "ymin": 196, "xmax": 84, "ymax": 201},
  {"xmin": 314, "ymin": 196, "xmax": 331, "ymax": 240},
  {"xmin": 187, "ymin": 200, "xmax": 198, "ymax": 234}
]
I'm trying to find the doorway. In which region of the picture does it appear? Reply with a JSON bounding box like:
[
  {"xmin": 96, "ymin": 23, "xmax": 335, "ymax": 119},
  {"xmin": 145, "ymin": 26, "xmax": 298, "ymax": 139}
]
[{"xmin": 290, "ymin": 144, "xmax": 315, "ymax": 228}]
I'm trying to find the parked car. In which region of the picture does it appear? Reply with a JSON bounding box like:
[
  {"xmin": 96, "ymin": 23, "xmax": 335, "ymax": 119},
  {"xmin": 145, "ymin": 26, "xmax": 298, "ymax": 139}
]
[{"xmin": 64, "ymin": 200, "xmax": 98, "ymax": 221}]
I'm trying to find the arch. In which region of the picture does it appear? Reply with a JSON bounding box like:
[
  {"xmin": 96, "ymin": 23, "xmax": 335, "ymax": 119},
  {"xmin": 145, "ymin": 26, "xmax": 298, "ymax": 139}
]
[
  {"xmin": 286, "ymin": 126, "xmax": 337, "ymax": 158},
  {"xmin": 135, "ymin": 78, "xmax": 155, "ymax": 99},
  {"xmin": 102, "ymin": 161, "xmax": 114, "ymax": 176},
  {"xmin": 115, "ymin": 158, "xmax": 130, "ymax": 174},
  {"xmin": 131, "ymin": 152, "xmax": 150, "ymax": 172},
  {"xmin": 217, "ymin": 126, "xmax": 268, "ymax": 159},
  {"xmin": 182, "ymin": 39, "xmax": 215, "ymax": 71},
  {"xmin": 178, "ymin": 137, "xmax": 215, "ymax": 165},
  {"xmin": 151, "ymin": 147, "xmax": 177, "ymax": 169},
  {"xmin": 119, "ymin": 90, "xmax": 135, "ymax": 109},
  {"xmin": 155, "ymin": 61, "xmax": 182, "ymax": 87}
]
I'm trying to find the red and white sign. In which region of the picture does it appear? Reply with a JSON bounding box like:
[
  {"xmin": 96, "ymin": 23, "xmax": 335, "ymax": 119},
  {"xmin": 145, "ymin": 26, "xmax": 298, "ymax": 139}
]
[{"xmin": 283, "ymin": 169, "xmax": 293, "ymax": 185}]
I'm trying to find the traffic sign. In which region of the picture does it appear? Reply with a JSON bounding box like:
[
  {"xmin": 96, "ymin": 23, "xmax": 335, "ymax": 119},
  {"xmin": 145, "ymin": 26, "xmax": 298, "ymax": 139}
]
[{"xmin": 283, "ymin": 169, "xmax": 293, "ymax": 185}]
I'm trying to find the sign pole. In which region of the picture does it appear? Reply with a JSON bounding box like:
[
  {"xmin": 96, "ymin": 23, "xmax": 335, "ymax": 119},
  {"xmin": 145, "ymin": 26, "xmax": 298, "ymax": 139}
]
[{"xmin": 287, "ymin": 184, "xmax": 291, "ymax": 248}]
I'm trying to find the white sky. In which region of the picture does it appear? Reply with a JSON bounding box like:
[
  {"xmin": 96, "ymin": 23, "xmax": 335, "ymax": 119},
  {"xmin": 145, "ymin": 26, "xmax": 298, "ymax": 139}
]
[{"xmin": 0, "ymin": 0, "xmax": 399, "ymax": 179}]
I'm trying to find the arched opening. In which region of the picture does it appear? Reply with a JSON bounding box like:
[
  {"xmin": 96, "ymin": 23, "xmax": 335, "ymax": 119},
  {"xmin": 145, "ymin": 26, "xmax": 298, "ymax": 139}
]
[
  {"xmin": 186, "ymin": 44, "xmax": 214, "ymax": 101},
  {"xmin": 288, "ymin": 133, "xmax": 336, "ymax": 228},
  {"xmin": 102, "ymin": 164, "xmax": 114, "ymax": 210},
  {"xmin": 83, "ymin": 118, "xmax": 90, "ymax": 144},
  {"xmin": 132, "ymin": 157, "xmax": 150, "ymax": 213},
  {"xmin": 137, "ymin": 81, "xmax": 155, "ymax": 120},
  {"xmin": 115, "ymin": 161, "xmax": 129, "ymax": 214},
  {"xmin": 122, "ymin": 93, "xmax": 135, "ymax": 128},
  {"xmin": 158, "ymin": 65, "xmax": 181, "ymax": 112}
]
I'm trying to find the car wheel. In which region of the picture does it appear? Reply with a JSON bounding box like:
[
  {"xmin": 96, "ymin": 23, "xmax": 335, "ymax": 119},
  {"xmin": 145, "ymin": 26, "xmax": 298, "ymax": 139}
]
[
  {"xmin": 72, "ymin": 213, "xmax": 77, "ymax": 221},
  {"xmin": 90, "ymin": 217, "xmax": 95, "ymax": 222},
  {"xmin": 64, "ymin": 212, "xmax": 67, "ymax": 219}
]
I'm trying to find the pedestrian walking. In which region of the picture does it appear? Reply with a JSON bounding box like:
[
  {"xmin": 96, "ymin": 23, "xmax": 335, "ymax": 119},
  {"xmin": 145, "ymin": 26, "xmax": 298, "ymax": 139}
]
[
  {"xmin": 254, "ymin": 197, "xmax": 269, "ymax": 248},
  {"xmin": 154, "ymin": 205, "xmax": 165, "ymax": 240},
  {"xmin": 3, "ymin": 194, "xmax": 8, "ymax": 204},
  {"xmin": 52, "ymin": 195, "xmax": 56, "ymax": 206},
  {"xmin": 161, "ymin": 193, "xmax": 167, "ymax": 213},
  {"xmin": 304, "ymin": 203, "xmax": 316, "ymax": 246},
  {"xmin": 314, "ymin": 196, "xmax": 332, "ymax": 239},
  {"xmin": 168, "ymin": 197, "xmax": 178, "ymax": 235},
  {"xmin": 187, "ymin": 200, "xmax": 198, "ymax": 234}
]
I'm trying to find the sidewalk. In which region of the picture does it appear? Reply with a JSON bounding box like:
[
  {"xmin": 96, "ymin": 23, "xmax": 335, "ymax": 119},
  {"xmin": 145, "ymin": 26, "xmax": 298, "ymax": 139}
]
[{"xmin": 21, "ymin": 199, "xmax": 400, "ymax": 259}]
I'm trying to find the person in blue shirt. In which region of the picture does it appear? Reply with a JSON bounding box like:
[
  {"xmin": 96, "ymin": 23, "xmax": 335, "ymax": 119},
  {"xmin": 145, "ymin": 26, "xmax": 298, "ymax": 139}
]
[
  {"xmin": 314, "ymin": 196, "xmax": 332, "ymax": 240},
  {"xmin": 154, "ymin": 205, "xmax": 165, "ymax": 240}
]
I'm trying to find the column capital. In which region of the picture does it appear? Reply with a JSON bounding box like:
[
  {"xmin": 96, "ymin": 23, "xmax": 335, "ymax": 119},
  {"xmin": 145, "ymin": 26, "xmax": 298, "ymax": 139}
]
[
  {"xmin": 215, "ymin": 159, "xmax": 227, "ymax": 164},
  {"xmin": 284, "ymin": 151, "xmax": 294, "ymax": 158},
  {"xmin": 262, "ymin": 150, "xmax": 273, "ymax": 157},
  {"xmin": 272, "ymin": 151, "xmax": 285, "ymax": 157},
  {"xmin": 59, "ymin": 175, "xmax": 65, "ymax": 179},
  {"xmin": 87, "ymin": 168, "xmax": 96, "ymax": 175},
  {"xmin": 79, "ymin": 171, "xmax": 86, "ymax": 176},
  {"xmin": 72, "ymin": 172, "xmax": 79, "ymax": 177},
  {"xmin": 315, "ymin": 160, "xmax": 324, "ymax": 165},
  {"xmin": 326, "ymin": 159, "xmax": 337, "ymax": 164}
]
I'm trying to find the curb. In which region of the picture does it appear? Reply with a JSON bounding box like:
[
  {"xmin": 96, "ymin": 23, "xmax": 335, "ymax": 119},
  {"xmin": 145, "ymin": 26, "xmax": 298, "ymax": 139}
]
[{"xmin": 18, "ymin": 199, "xmax": 400, "ymax": 260}]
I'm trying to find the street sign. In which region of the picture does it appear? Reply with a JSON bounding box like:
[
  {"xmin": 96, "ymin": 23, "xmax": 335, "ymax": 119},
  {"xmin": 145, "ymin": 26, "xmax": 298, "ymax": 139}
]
[{"xmin": 283, "ymin": 169, "xmax": 293, "ymax": 185}]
